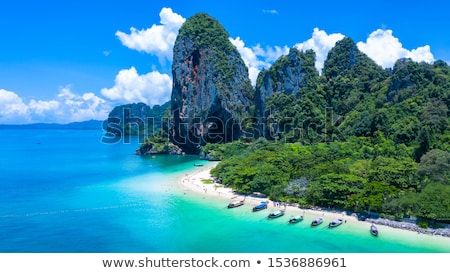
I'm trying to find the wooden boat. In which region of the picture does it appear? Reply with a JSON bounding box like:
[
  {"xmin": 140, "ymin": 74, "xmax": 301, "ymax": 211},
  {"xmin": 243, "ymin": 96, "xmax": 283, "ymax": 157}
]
[
  {"xmin": 227, "ymin": 199, "xmax": 244, "ymax": 208},
  {"xmin": 328, "ymin": 219, "xmax": 343, "ymax": 228},
  {"xmin": 288, "ymin": 215, "xmax": 304, "ymax": 224},
  {"xmin": 311, "ymin": 217, "xmax": 324, "ymax": 226},
  {"xmin": 193, "ymin": 163, "xmax": 204, "ymax": 167},
  {"xmin": 252, "ymin": 201, "xmax": 268, "ymax": 212},
  {"xmin": 370, "ymin": 224, "xmax": 379, "ymax": 237},
  {"xmin": 267, "ymin": 210, "xmax": 285, "ymax": 219}
]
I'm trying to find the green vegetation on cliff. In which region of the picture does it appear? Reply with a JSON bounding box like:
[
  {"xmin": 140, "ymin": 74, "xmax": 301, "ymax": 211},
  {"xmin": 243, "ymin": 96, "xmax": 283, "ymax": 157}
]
[
  {"xmin": 106, "ymin": 102, "xmax": 169, "ymax": 136},
  {"xmin": 255, "ymin": 48, "xmax": 325, "ymax": 140},
  {"xmin": 170, "ymin": 12, "xmax": 254, "ymax": 154},
  {"xmin": 177, "ymin": 12, "xmax": 235, "ymax": 54},
  {"xmin": 175, "ymin": 12, "xmax": 253, "ymax": 99},
  {"xmin": 203, "ymin": 38, "xmax": 450, "ymax": 224}
]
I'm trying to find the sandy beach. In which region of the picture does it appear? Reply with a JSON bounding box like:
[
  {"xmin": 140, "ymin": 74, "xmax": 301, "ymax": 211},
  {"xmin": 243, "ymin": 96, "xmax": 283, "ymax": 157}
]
[
  {"xmin": 179, "ymin": 161, "xmax": 358, "ymax": 224},
  {"xmin": 179, "ymin": 161, "xmax": 450, "ymax": 240}
]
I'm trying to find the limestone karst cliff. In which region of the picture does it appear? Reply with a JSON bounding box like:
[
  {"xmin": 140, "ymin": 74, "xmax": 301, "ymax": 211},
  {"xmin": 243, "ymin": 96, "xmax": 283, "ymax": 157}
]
[
  {"xmin": 254, "ymin": 48, "xmax": 321, "ymax": 139},
  {"xmin": 169, "ymin": 13, "xmax": 254, "ymax": 154},
  {"xmin": 106, "ymin": 13, "xmax": 450, "ymax": 161}
]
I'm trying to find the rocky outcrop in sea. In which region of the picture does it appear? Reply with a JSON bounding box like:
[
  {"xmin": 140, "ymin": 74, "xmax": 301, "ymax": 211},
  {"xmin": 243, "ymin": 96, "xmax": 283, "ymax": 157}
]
[{"xmin": 135, "ymin": 142, "xmax": 184, "ymax": 155}]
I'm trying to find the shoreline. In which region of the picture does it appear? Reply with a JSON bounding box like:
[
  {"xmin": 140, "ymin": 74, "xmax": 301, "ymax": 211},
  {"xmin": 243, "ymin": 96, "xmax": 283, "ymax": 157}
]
[{"xmin": 179, "ymin": 161, "xmax": 450, "ymax": 239}]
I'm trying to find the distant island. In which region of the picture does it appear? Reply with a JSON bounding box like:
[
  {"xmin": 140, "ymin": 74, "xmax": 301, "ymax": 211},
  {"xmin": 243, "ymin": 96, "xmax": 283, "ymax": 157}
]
[{"xmin": 0, "ymin": 119, "xmax": 104, "ymax": 130}]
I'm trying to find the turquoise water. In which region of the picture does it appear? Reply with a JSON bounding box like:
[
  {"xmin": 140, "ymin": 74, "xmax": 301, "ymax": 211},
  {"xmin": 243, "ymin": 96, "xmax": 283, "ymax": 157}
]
[{"xmin": 0, "ymin": 129, "xmax": 449, "ymax": 253}]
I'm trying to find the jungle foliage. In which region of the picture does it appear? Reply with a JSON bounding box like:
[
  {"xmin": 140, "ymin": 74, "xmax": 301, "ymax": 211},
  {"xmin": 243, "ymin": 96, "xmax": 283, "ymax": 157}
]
[
  {"xmin": 106, "ymin": 102, "xmax": 170, "ymax": 137},
  {"xmin": 203, "ymin": 38, "xmax": 450, "ymax": 222}
]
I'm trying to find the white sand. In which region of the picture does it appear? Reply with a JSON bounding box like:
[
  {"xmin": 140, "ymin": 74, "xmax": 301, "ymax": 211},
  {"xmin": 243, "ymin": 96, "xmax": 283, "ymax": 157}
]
[
  {"xmin": 179, "ymin": 161, "xmax": 357, "ymax": 223},
  {"xmin": 178, "ymin": 161, "xmax": 450, "ymax": 248}
]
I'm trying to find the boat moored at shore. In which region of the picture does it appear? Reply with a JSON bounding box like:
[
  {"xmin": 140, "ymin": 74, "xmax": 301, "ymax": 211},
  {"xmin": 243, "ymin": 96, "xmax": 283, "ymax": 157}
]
[
  {"xmin": 288, "ymin": 215, "xmax": 304, "ymax": 224},
  {"xmin": 268, "ymin": 210, "xmax": 285, "ymax": 219},
  {"xmin": 252, "ymin": 201, "xmax": 268, "ymax": 212},
  {"xmin": 370, "ymin": 224, "xmax": 379, "ymax": 237},
  {"xmin": 311, "ymin": 217, "xmax": 324, "ymax": 226},
  {"xmin": 328, "ymin": 219, "xmax": 344, "ymax": 228},
  {"xmin": 227, "ymin": 199, "xmax": 244, "ymax": 208}
]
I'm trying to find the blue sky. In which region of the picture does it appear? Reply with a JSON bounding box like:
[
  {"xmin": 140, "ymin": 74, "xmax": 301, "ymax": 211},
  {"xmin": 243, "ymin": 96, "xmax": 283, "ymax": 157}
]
[{"xmin": 1, "ymin": 0, "xmax": 449, "ymax": 124}]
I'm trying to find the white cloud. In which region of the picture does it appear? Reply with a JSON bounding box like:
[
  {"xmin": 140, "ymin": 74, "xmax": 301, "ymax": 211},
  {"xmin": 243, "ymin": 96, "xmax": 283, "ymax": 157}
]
[
  {"xmin": 230, "ymin": 37, "xmax": 289, "ymax": 85},
  {"xmin": 101, "ymin": 67, "xmax": 172, "ymax": 106},
  {"xmin": 0, "ymin": 89, "xmax": 30, "ymax": 123},
  {"xmin": 295, "ymin": 28, "xmax": 345, "ymax": 72},
  {"xmin": 357, "ymin": 29, "xmax": 434, "ymax": 68},
  {"xmin": 28, "ymin": 99, "xmax": 59, "ymax": 115},
  {"xmin": 56, "ymin": 86, "xmax": 110, "ymax": 123},
  {"xmin": 263, "ymin": 9, "xmax": 278, "ymax": 14},
  {"xmin": 115, "ymin": 7, "xmax": 185, "ymax": 63},
  {"xmin": 230, "ymin": 37, "xmax": 268, "ymax": 85},
  {"xmin": 262, "ymin": 45, "xmax": 290, "ymax": 63},
  {"xmin": 230, "ymin": 28, "xmax": 345, "ymax": 79},
  {"xmin": 0, "ymin": 87, "xmax": 110, "ymax": 124}
]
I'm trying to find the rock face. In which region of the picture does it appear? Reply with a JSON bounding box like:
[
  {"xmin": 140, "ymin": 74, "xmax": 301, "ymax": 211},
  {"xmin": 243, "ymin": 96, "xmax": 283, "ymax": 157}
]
[
  {"xmin": 254, "ymin": 48, "xmax": 320, "ymax": 138},
  {"xmin": 170, "ymin": 13, "xmax": 254, "ymax": 154}
]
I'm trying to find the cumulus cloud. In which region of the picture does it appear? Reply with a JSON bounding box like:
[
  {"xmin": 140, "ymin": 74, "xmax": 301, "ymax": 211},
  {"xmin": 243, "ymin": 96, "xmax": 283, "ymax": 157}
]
[
  {"xmin": 0, "ymin": 87, "xmax": 110, "ymax": 124},
  {"xmin": 230, "ymin": 37, "xmax": 289, "ymax": 85},
  {"xmin": 231, "ymin": 28, "xmax": 345, "ymax": 79},
  {"xmin": 357, "ymin": 29, "xmax": 434, "ymax": 68},
  {"xmin": 295, "ymin": 28, "xmax": 345, "ymax": 72},
  {"xmin": 115, "ymin": 7, "xmax": 185, "ymax": 63},
  {"xmin": 28, "ymin": 99, "xmax": 59, "ymax": 115},
  {"xmin": 0, "ymin": 89, "xmax": 30, "ymax": 123},
  {"xmin": 101, "ymin": 67, "xmax": 172, "ymax": 106},
  {"xmin": 56, "ymin": 86, "xmax": 110, "ymax": 123}
]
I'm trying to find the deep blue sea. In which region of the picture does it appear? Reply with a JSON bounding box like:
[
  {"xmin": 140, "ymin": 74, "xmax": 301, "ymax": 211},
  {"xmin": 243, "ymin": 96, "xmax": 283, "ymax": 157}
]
[{"xmin": 0, "ymin": 129, "xmax": 449, "ymax": 253}]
